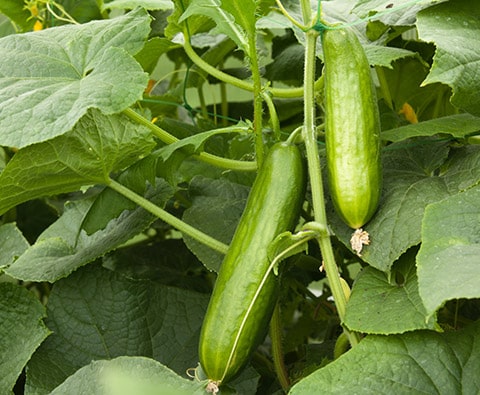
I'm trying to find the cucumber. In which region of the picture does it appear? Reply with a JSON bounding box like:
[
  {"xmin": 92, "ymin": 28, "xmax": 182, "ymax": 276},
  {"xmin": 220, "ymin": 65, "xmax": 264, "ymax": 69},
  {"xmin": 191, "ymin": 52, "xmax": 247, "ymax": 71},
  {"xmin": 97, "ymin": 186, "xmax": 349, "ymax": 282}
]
[
  {"xmin": 322, "ymin": 27, "xmax": 382, "ymax": 229},
  {"xmin": 198, "ymin": 142, "xmax": 306, "ymax": 386}
]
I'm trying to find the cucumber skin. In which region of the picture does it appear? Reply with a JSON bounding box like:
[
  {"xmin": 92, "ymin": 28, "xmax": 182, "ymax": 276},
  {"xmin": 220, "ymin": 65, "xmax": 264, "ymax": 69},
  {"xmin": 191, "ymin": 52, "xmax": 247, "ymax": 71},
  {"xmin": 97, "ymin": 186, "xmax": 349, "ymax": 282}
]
[
  {"xmin": 198, "ymin": 142, "xmax": 306, "ymax": 384},
  {"xmin": 322, "ymin": 28, "xmax": 382, "ymax": 229}
]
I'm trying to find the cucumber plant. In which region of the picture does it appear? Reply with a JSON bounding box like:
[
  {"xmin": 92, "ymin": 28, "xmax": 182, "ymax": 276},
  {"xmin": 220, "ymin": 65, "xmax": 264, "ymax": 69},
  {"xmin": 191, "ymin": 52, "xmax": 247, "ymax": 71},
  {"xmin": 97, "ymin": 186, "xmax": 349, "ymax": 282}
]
[{"xmin": 1, "ymin": 1, "xmax": 479, "ymax": 395}]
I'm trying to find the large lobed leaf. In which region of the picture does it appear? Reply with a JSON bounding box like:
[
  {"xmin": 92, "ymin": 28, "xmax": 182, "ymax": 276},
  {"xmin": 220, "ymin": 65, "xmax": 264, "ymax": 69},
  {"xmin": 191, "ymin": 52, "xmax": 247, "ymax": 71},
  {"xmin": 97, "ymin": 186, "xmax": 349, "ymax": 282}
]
[
  {"xmin": 0, "ymin": 283, "xmax": 50, "ymax": 395},
  {"xmin": 417, "ymin": 184, "xmax": 480, "ymax": 316},
  {"xmin": 49, "ymin": 357, "xmax": 206, "ymax": 395},
  {"xmin": 5, "ymin": 180, "xmax": 173, "ymax": 282},
  {"xmin": 330, "ymin": 142, "xmax": 480, "ymax": 272},
  {"xmin": 344, "ymin": 248, "xmax": 437, "ymax": 334},
  {"xmin": 417, "ymin": 0, "xmax": 480, "ymax": 116},
  {"xmin": 0, "ymin": 8, "xmax": 150, "ymax": 148},
  {"xmin": 25, "ymin": 264, "xmax": 210, "ymax": 394},
  {"xmin": 0, "ymin": 109, "xmax": 155, "ymax": 216},
  {"xmin": 289, "ymin": 319, "xmax": 480, "ymax": 394},
  {"xmin": 382, "ymin": 114, "xmax": 480, "ymax": 142}
]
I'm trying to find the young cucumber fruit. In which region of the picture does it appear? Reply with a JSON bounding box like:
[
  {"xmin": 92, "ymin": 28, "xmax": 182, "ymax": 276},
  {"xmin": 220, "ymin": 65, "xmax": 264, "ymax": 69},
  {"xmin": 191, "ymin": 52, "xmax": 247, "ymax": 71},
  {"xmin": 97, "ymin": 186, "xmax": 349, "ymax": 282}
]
[
  {"xmin": 198, "ymin": 142, "xmax": 306, "ymax": 386},
  {"xmin": 322, "ymin": 27, "xmax": 382, "ymax": 229}
]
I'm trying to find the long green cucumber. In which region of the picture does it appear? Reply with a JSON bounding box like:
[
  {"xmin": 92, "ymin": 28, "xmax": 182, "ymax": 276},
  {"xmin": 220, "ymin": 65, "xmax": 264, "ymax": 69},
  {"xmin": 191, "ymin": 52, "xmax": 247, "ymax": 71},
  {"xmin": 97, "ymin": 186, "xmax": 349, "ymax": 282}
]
[
  {"xmin": 322, "ymin": 27, "xmax": 382, "ymax": 229},
  {"xmin": 198, "ymin": 142, "xmax": 306, "ymax": 387}
]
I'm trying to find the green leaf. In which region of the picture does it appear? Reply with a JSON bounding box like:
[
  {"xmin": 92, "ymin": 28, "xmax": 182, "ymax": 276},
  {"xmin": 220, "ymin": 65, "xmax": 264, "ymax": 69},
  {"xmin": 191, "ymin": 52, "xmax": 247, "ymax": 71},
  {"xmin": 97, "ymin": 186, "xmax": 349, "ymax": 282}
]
[
  {"xmin": 364, "ymin": 45, "xmax": 416, "ymax": 68},
  {"xmin": 25, "ymin": 264, "xmax": 210, "ymax": 394},
  {"xmin": 0, "ymin": 14, "xmax": 16, "ymax": 39},
  {"xmin": 157, "ymin": 123, "xmax": 249, "ymax": 162},
  {"xmin": 56, "ymin": 0, "xmax": 103, "ymax": 24},
  {"xmin": 353, "ymin": 0, "xmax": 445, "ymax": 27},
  {"xmin": 289, "ymin": 320, "xmax": 480, "ymax": 394},
  {"xmin": 382, "ymin": 114, "xmax": 480, "ymax": 142},
  {"xmin": 165, "ymin": 0, "xmax": 215, "ymax": 39},
  {"xmin": 378, "ymin": 56, "xmax": 456, "ymax": 121},
  {"xmin": 180, "ymin": 0, "xmax": 255, "ymax": 53},
  {"xmin": 182, "ymin": 176, "xmax": 250, "ymax": 272},
  {"xmin": 330, "ymin": 142, "xmax": 480, "ymax": 271},
  {"xmin": 103, "ymin": 239, "xmax": 212, "ymax": 293},
  {"xmin": 103, "ymin": 0, "xmax": 174, "ymax": 11},
  {"xmin": 49, "ymin": 357, "xmax": 206, "ymax": 395},
  {"xmin": 5, "ymin": 180, "xmax": 173, "ymax": 282},
  {"xmin": 0, "ymin": 223, "xmax": 29, "ymax": 270},
  {"xmin": 267, "ymin": 230, "xmax": 311, "ymax": 267},
  {"xmin": 417, "ymin": 185, "xmax": 480, "ymax": 316},
  {"xmin": 418, "ymin": 0, "xmax": 480, "ymax": 116},
  {"xmin": 135, "ymin": 37, "xmax": 181, "ymax": 74},
  {"xmin": 0, "ymin": 0, "xmax": 34, "ymax": 31},
  {"xmin": 0, "ymin": 283, "xmax": 50, "ymax": 395},
  {"xmin": 0, "ymin": 8, "xmax": 150, "ymax": 148},
  {"xmin": 0, "ymin": 109, "xmax": 155, "ymax": 216},
  {"xmin": 344, "ymin": 248, "xmax": 437, "ymax": 334}
]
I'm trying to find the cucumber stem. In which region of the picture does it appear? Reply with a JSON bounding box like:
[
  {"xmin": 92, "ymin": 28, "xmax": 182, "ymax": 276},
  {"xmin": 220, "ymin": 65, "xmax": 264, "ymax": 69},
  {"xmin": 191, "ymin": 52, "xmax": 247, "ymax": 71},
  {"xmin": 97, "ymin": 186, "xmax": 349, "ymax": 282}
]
[
  {"xmin": 122, "ymin": 108, "xmax": 257, "ymax": 172},
  {"xmin": 301, "ymin": 28, "xmax": 360, "ymax": 346},
  {"xmin": 107, "ymin": 179, "xmax": 229, "ymax": 255},
  {"xmin": 262, "ymin": 92, "xmax": 281, "ymax": 140},
  {"xmin": 181, "ymin": 27, "xmax": 322, "ymax": 99},
  {"xmin": 248, "ymin": 34, "xmax": 265, "ymax": 166}
]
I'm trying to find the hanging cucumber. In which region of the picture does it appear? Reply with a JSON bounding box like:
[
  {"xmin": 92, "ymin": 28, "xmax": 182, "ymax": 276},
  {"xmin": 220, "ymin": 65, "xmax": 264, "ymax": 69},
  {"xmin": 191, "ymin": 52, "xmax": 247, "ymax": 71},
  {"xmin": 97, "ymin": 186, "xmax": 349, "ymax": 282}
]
[
  {"xmin": 198, "ymin": 141, "xmax": 306, "ymax": 389},
  {"xmin": 322, "ymin": 27, "xmax": 382, "ymax": 238}
]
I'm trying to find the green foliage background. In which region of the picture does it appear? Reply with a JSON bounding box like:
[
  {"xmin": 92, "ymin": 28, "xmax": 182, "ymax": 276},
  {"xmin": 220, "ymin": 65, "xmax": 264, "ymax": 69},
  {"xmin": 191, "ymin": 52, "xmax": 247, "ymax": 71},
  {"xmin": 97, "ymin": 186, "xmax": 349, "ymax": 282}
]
[{"xmin": 0, "ymin": 0, "xmax": 479, "ymax": 394}]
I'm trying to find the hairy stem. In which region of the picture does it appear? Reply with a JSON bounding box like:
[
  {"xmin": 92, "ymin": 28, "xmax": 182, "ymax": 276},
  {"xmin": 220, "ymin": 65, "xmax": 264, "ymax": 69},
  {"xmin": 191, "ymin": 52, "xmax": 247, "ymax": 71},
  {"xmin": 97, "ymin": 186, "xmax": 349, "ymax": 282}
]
[
  {"xmin": 108, "ymin": 179, "xmax": 229, "ymax": 255},
  {"xmin": 248, "ymin": 35, "xmax": 265, "ymax": 165},
  {"xmin": 182, "ymin": 32, "xmax": 322, "ymax": 99},
  {"xmin": 301, "ymin": 27, "xmax": 360, "ymax": 345},
  {"xmin": 122, "ymin": 108, "xmax": 257, "ymax": 172}
]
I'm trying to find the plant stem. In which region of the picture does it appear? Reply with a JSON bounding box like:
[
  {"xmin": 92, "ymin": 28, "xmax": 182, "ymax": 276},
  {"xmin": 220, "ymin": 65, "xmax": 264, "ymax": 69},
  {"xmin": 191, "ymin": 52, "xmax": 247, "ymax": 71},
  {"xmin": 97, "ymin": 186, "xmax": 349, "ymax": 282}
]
[
  {"xmin": 197, "ymin": 85, "xmax": 209, "ymax": 119},
  {"xmin": 122, "ymin": 108, "xmax": 257, "ymax": 172},
  {"xmin": 108, "ymin": 179, "xmax": 229, "ymax": 255},
  {"xmin": 301, "ymin": 27, "xmax": 360, "ymax": 345},
  {"xmin": 182, "ymin": 33, "xmax": 322, "ymax": 99},
  {"xmin": 219, "ymin": 62, "xmax": 229, "ymax": 127},
  {"xmin": 262, "ymin": 92, "xmax": 281, "ymax": 140},
  {"xmin": 248, "ymin": 34, "xmax": 265, "ymax": 166},
  {"xmin": 270, "ymin": 303, "xmax": 290, "ymax": 393}
]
